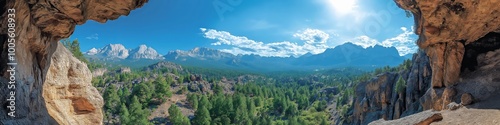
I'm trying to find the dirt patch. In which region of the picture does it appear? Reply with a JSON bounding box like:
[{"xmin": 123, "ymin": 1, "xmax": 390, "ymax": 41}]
[{"xmin": 149, "ymin": 94, "xmax": 194, "ymax": 121}]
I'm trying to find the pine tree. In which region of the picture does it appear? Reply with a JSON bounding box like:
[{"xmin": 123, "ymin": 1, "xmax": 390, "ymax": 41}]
[
  {"xmin": 129, "ymin": 96, "xmax": 150, "ymax": 125},
  {"xmin": 133, "ymin": 83, "xmax": 153, "ymax": 104},
  {"xmin": 320, "ymin": 118, "xmax": 329, "ymax": 125},
  {"xmin": 209, "ymin": 96, "xmax": 225, "ymax": 123},
  {"xmin": 61, "ymin": 39, "xmax": 88, "ymax": 63},
  {"xmin": 154, "ymin": 77, "xmax": 172, "ymax": 102},
  {"xmin": 199, "ymin": 95, "xmax": 211, "ymax": 109},
  {"xmin": 168, "ymin": 105, "xmax": 191, "ymax": 125},
  {"xmin": 289, "ymin": 117, "xmax": 299, "ymax": 125},
  {"xmin": 235, "ymin": 95, "xmax": 250, "ymax": 125},
  {"xmin": 395, "ymin": 76, "xmax": 406, "ymax": 94},
  {"xmin": 247, "ymin": 98, "xmax": 256, "ymax": 118},
  {"xmin": 119, "ymin": 103, "xmax": 130, "ymax": 125},
  {"xmin": 193, "ymin": 104, "xmax": 211, "ymax": 125},
  {"xmin": 104, "ymin": 85, "xmax": 121, "ymax": 114},
  {"xmin": 120, "ymin": 88, "xmax": 131, "ymax": 104},
  {"xmin": 187, "ymin": 94, "xmax": 199, "ymax": 109}
]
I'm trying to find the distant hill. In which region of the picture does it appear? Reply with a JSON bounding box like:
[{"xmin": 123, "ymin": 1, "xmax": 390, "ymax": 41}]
[
  {"xmin": 86, "ymin": 42, "xmax": 410, "ymax": 72},
  {"xmin": 295, "ymin": 42, "xmax": 405, "ymax": 68}
]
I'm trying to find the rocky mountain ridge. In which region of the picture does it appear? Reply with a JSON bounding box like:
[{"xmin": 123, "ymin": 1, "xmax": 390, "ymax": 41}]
[
  {"xmin": 161, "ymin": 43, "xmax": 409, "ymax": 71},
  {"xmin": 86, "ymin": 44, "xmax": 164, "ymax": 60}
]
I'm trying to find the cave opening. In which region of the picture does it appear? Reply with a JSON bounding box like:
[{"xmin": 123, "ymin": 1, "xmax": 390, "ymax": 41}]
[{"xmin": 461, "ymin": 32, "xmax": 500, "ymax": 73}]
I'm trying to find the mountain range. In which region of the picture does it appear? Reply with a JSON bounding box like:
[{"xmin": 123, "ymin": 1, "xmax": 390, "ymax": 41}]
[
  {"xmin": 85, "ymin": 43, "xmax": 411, "ymax": 71},
  {"xmin": 85, "ymin": 44, "xmax": 164, "ymax": 60}
]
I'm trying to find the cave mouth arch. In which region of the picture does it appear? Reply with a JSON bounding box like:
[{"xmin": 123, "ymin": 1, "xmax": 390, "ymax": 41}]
[{"xmin": 461, "ymin": 32, "xmax": 500, "ymax": 73}]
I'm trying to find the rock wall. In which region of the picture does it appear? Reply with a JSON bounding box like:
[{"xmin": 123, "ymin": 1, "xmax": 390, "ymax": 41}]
[
  {"xmin": 0, "ymin": 0, "xmax": 148, "ymax": 124},
  {"xmin": 349, "ymin": 1, "xmax": 500, "ymax": 124},
  {"xmin": 393, "ymin": 0, "xmax": 500, "ymax": 111},
  {"xmin": 351, "ymin": 50, "xmax": 432, "ymax": 125}
]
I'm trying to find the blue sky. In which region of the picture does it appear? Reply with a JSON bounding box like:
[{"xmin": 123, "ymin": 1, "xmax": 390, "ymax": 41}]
[{"xmin": 70, "ymin": 0, "xmax": 418, "ymax": 57}]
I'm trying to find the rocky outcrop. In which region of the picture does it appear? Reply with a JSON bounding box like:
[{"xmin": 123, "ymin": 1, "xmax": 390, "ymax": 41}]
[
  {"xmin": 0, "ymin": 0, "xmax": 148, "ymax": 124},
  {"xmin": 350, "ymin": 50, "xmax": 432, "ymax": 125},
  {"xmin": 43, "ymin": 42, "xmax": 104, "ymax": 125},
  {"xmin": 117, "ymin": 67, "xmax": 132, "ymax": 74},
  {"xmin": 369, "ymin": 110, "xmax": 442, "ymax": 125},
  {"xmin": 92, "ymin": 68, "xmax": 108, "ymax": 77},
  {"xmin": 394, "ymin": 0, "xmax": 500, "ymax": 110}
]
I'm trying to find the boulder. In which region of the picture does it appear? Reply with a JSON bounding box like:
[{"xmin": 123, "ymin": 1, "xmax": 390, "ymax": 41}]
[{"xmin": 460, "ymin": 93, "xmax": 473, "ymax": 106}]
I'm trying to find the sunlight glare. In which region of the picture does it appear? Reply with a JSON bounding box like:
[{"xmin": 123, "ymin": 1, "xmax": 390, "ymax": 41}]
[{"xmin": 329, "ymin": 0, "xmax": 358, "ymax": 15}]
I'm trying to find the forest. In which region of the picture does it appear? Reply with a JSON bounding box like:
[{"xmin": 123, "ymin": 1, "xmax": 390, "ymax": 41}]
[{"xmin": 63, "ymin": 39, "xmax": 411, "ymax": 125}]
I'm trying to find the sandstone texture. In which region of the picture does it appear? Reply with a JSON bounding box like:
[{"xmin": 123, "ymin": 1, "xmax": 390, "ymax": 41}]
[
  {"xmin": 0, "ymin": 0, "xmax": 148, "ymax": 124},
  {"xmin": 351, "ymin": 50, "xmax": 432, "ymax": 125},
  {"xmin": 371, "ymin": 108, "xmax": 500, "ymax": 125},
  {"xmin": 393, "ymin": 0, "xmax": 500, "ymax": 112},
  {"xmin": 369, "ymin": 110, "xmax": 442, "ymax": 125}
]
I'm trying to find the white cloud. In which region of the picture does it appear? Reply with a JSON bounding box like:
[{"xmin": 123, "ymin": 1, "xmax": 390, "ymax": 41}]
[
  {"xmin": 293, "ymin": 29, "xmax": 330, "ymax": 44},
  {"xmin": 85, "ymin": 33, "xmax": 99, "ymax": 40},
  {"xmin": 201, "ymin": 28, "xmax": 331, "ymax": 57},
  {"xmin": 201, "ymin": 26, "xmax": 417, "ymax": 57},
  {"xmin": 350, "ymin": 36, "xmax": 378, "ymax": 48},
  {"xmin": 347, "ymin": 26, "xmax": 418, "ymax": 56},
  {"xmin": 381, "ymin": 27, "xmax": 418, "ymax": 55}
]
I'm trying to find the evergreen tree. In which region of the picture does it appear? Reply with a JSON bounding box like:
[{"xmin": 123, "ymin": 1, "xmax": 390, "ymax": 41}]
[
  {"xmin": 119, "ymin": 103, "xmax": 130, "ymax": 125},
  {"xmin": 129, "ymin": 96, "xmax": 150, "ymax": 124},
  {"xmin": 120, "ymin": 88, "xmax": 131, "ymax": 104},
  {"xmin": 395, "ymin": 76, "xmax": 406, "ymax": 94},
  {"xmin": 168, "ymin": 105, "xmax": 191, "ymax": 125},
  {"xmin": 209, "ymin": 96, "xmax": 225, "ymax": 123},
  {"xmin": 247, "ymin": 98, "xmax": 256, "ymax": 118},
  {"xmin": 154, "ymin": 77, "xmax": 172, "ymax": 102},
  {"xmin": 234, "ymin": 95, "xmax": 250, "ymax": 125},
  {"xmin": 320, "ymin": 118, "xmax": 329, "ymax": 125},
  {"xmin": 104, "ymin": 85, "xmax": 120, "ymax": 114},
  {"xmin": 61, "ymin": 38, "xmax": 88, "ymax": 63},
  {"xmin": 225, "ymin": 97, "xmax": 235, "ymax": 123},
  {"xmin": 193, "ymin": 105, "xmax": 211, "ymax": 125},
  {"xmin": 199, "ymin": 95, "xmax": 211, "ymax": 109},
  {"xmin": 133, "ymin": 83, "xmax": 153, "ymax": 104},
  {"xmin": 285, "ymin": 104, "xmax": 298, "ymax": 118},
  {"xmin": 289, "ymin": 117, "xmax": 299, "ymax": 125},
  {"xmin": 177, "ymin": 76, "xmax": 184, "ymax": 84},
  {"xmin": 187, "ymin": 94, "xmax": 199, "ymax": 109}
]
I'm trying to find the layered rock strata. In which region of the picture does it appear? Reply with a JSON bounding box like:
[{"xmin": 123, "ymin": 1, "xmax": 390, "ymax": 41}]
[{"xmin": 0, "ymin": 0, "xmax": 148, "ymax": 124}]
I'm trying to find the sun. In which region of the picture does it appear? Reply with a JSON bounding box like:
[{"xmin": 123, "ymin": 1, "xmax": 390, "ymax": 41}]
[{"xmin": 328, "ymin": 0, "xmax": 358, "ymax": 15}]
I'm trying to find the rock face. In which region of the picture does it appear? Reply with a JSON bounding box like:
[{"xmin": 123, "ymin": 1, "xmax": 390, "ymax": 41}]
[
  {"xmin": 350, "ymin": 50, "xmax": 432, "ymax": 125},
  {"xmin": 0, "ymin": 0, "xmax": 148, "ymax": 124},
  {"xmin": 43, "ymin": 42, "xmax": 104, "ymax": 125},
  {"xmin": 393, "ymin": 0, "xmax": 500, "ymax": 111}
]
